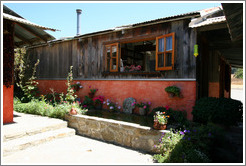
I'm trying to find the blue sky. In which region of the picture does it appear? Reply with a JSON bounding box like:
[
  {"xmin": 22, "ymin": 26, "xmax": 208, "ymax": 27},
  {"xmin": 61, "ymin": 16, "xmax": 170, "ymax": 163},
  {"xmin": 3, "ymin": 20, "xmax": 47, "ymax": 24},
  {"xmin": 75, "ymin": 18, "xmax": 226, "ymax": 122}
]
[{"xmin": 4, "ymin": 2, "xmax": 221, "ymax": 39}]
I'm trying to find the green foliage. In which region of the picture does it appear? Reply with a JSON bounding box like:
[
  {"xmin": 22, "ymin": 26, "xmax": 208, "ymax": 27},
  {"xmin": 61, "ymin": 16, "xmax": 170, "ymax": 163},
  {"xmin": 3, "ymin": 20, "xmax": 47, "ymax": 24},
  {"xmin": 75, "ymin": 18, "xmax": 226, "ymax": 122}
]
[
  {"xmin": 105, "ymin": 99, "xmax": 121, "ymax": 112},
  {"xmin": 151, "ymin": 107, "xmax": 188, "ymax": 127},
  {"xmin": 43, "ymin": 88, "xmax": 64, "ymax": 106},
  {"xmin": 71, "ymin": 81, "xmax": 83, "ymax": 92},
  {"xmin": 14, "ymin": 48, "xmax": 40, "ymax": 101},
  {"xmin": 65, "ymin": 66, "xmax": 77, "ymax": 103},
  {"xmin": 165, "ymin": 86, "xmax": 181, "ymax": 97},
  {"xmin": 81, "ymin": 96, "xmax": 94, "ymax": 109},
  {"xmin": 20, "ymin": 59, "xmax": 40, "ymax": 102},
  {"xmin": 192, "ymin": 97, "xmax": 243, "ymax": 127},
  {"xmin": 153, "ymin": 124, "xmax": 225, "ymax": 163},
  {"xmin": 14, "ymin": 98, "xmax": 87, "ymax": 119},
  {"xmin": 154, "ymin": 111, "xmax": 169, "ymax": 124},
  {"xmin": 234, "ymin": 68, "xmax": 243, "ymax": 79}
]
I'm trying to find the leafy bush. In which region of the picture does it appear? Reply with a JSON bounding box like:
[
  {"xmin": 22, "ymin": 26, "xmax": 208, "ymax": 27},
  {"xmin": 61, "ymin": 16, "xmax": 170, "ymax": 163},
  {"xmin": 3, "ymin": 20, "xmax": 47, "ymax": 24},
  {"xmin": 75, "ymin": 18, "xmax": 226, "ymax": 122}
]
[
  {"xmin": 153, "ymin": 124, "xmax": 225, "ymax": 163},
  {"xmin": 165, "ymin": 86, "xmax": 181, "ymax": 97},
  {"xmin": 81, "ymin": 96, "xmax": 94, "ymax": 109},
  {"xmin": 234, "ymin": 68, "xmax": 243, "ymax": 79},
  {"xmin": 150, "ymin": 107, "xmax": 188, "ymax": 127},
  {"xmin": 14, "ymin": 99, "xmax": 87, "ymax": 119},
  {"xmin": 192, "ymin": 97, "xmax": 243, "ymax": 127}
]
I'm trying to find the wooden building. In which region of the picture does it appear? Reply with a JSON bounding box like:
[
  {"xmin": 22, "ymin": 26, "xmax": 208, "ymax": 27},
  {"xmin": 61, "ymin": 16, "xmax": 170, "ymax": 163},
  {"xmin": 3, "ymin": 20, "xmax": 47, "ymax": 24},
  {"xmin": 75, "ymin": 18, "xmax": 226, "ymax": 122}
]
[{"xmin": 27, "ymin": 5, "xmax": 243, "ymax": 120}]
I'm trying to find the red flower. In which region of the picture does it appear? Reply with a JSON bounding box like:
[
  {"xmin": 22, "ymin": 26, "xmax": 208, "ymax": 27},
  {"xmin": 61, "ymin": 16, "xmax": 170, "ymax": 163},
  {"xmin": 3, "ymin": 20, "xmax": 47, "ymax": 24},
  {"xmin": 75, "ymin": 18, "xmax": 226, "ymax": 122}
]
[{"xmin": 165, "ymin": 105, "xmax": 170, "ymax": 110}]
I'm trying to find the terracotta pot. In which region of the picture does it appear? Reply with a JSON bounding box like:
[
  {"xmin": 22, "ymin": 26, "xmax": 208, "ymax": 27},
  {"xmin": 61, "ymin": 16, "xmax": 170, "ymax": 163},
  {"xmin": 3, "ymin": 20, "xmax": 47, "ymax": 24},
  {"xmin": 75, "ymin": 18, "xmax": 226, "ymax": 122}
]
[
  {"xmin": 95, "ymin": 103, "xmax": 103, "ymax": 110},
  {"xmin": 69, "ymin": 108, "xmax": 77, "ymax": 115},
  {"xmin": 153, "ymin": 121, "xmax": 167, "ymax": 130}
]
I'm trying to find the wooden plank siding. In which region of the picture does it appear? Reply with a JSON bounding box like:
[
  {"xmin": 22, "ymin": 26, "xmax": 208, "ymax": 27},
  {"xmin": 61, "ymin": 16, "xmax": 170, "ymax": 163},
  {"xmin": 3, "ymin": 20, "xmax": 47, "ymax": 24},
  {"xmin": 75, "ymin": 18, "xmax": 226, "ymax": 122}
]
[{"xmin": 27, "ymin": 19, "xmax": 197, "ymax": 80}]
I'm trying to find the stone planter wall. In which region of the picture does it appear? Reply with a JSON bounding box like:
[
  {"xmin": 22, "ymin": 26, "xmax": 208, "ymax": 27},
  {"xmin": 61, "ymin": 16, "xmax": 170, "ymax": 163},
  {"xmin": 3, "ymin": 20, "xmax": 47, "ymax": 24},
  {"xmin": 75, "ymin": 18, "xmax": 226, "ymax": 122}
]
[{"xmin": 65, "ymin": 114, "xmax": 169, "ymax": 153}]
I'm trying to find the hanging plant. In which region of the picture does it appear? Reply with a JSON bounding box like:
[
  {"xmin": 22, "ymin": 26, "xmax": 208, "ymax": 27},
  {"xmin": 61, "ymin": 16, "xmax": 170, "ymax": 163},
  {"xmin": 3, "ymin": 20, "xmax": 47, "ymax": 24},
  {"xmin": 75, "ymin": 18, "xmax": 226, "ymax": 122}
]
[{"xmin": 165, "ymin": 86, "xmax": 181, "ymax": 97}]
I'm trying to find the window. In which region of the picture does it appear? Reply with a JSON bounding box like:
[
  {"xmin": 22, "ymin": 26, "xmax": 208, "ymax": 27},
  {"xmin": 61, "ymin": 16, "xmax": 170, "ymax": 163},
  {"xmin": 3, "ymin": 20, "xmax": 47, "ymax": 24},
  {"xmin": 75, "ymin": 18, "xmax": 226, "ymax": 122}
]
[
  {"xmin": 105, "ymin": 43, "xmax": 119, "ymax": 72},
  {"xmin": 156, "ymin": 32, "xmax": 175, "ymax": 71},
  {"xmin": 104, "ymin": 32, "xmax": 175, "ymax": 73}
]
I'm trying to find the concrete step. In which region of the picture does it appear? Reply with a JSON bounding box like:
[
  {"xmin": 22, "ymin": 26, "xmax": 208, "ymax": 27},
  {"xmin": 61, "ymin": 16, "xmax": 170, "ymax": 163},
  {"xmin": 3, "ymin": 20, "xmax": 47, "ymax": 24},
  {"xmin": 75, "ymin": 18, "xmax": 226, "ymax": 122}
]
[
  {"xmin": 3, "ymin": 120, "xmax": 68, "ymax": 142},
  {"xmin": 3, "ymin": 127, "xmax": 76, "ymax": 157}
]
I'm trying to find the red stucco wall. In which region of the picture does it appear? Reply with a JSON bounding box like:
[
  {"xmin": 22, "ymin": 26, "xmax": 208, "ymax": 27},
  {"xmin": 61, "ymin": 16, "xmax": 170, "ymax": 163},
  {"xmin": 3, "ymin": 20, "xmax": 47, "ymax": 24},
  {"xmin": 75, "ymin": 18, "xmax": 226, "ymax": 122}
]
[
  {"xmin": 37, "ymin": 80, "xmax": 196, "ymax": 120},
  {"xmin": 3, "ymin": 85, "xmax": 14, "ymax": 124}
]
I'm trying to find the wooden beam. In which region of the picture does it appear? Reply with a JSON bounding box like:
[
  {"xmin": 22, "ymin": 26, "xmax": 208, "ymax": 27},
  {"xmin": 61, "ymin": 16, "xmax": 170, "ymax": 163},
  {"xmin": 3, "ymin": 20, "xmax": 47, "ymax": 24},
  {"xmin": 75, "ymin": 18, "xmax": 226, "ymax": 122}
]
[
  {"xmin": 16, "ymin": 22, "xmax": 48, "ymax": 42},
  {"xmin": 197, "ymin": 23, "xmax": 227, "ymax": 32},
  {"xmin": 14, "ymin": 33, "xmax": 32, "ymax": 45}
]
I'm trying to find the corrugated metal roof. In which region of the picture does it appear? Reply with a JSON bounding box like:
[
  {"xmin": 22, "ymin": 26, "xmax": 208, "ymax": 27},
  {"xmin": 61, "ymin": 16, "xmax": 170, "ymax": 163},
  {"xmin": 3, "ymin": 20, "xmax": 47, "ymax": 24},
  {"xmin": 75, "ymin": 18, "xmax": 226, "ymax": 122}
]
[
  {"xmin": 3, "ymin": 13, "xmax": 58, "ymax": 32},
  {"xmin": 3, "ymin": 5, "xmax": 57, "ymax": 47},
  {"xmin": 74, "ymin": 10, "xmax": 200, "ymax": 39},
  {"xmin": 189, "ymin": 16, "xmax": 226, "ymax": 28},
  {"xmin": 132, "ymin": 11, "xmax": 200, "ymax": 27}
]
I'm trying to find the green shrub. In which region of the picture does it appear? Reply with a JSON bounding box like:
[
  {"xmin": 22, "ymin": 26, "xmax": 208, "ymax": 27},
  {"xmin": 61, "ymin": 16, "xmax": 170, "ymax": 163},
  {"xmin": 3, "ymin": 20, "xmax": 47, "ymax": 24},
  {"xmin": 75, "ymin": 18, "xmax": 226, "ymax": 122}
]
[
  {"xmin": 165, "ymin": 86, "xmax": 181, "ymax": 97},
  {"xmin": 14, "ymin": 99, "xmax": 87, "ymax": 120},
  {"xmin": 153, "ymin": 124, "xmax": 225, "ymax": 163},
  {"xmin": 234, "ymin": 68, "xmax": 243, "ymax": 79},
  {"xmin": 81, "ymin": 96, "xmax": 94, "ymax": 109},
  {"xmin": 192, "ymin": 97, "xmax": 243, "ymax": 127},
  {"xmin": 150, "ymin": 107, "xmax": 188, "ymax": 127}
]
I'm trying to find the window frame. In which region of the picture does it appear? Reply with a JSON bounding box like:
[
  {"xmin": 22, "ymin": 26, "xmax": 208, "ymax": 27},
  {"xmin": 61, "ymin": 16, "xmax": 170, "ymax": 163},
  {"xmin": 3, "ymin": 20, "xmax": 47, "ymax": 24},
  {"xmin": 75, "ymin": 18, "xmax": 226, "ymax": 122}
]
[
  {"xmin": 105, "ymin": 43, "xmax": 119, "ymax": 72},
  {"xmin": 155, "ymin": 32, "xmax": 175, "ymax": 71}
]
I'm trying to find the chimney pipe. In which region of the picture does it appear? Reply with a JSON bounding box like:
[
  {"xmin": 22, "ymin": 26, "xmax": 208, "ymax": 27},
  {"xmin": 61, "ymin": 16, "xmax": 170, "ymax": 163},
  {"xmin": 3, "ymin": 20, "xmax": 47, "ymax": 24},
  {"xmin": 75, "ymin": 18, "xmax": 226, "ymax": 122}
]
[{"xmin": 76, "ymin": 9, "xmax": 82, "ymax": 36}]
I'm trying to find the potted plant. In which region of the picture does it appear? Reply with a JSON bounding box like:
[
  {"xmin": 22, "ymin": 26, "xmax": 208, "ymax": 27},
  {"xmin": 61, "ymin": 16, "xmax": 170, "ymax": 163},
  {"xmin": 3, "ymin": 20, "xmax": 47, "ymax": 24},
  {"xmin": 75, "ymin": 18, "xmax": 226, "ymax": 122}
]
[
  {"xmin": 93, "ymin": 96, "xmax": 104, "ymax": 110},
  {"xmin": 153, "ymin": 111, "xmax": 170, "ymax": 130},
  {"xmin": 104, "ymin": 99, "xmax": 121, "ymax": 112},
  {"xmin": 165, "ymin": 86, "xmax": 181, "ymax": 98},
  {"xmin": 88, "ymin": 86, "xmax": 98, "ymax": 98},
  {"xmin": 71, "ymin": 81, "xmax": 83, "ymax": 92},
  {"xmin": 69, "ymin": 102, "xmax": 78, "ymax": 115},
  {"xmin": 133, "ymin": 101, "xmax": 151, "ymax": 115}
]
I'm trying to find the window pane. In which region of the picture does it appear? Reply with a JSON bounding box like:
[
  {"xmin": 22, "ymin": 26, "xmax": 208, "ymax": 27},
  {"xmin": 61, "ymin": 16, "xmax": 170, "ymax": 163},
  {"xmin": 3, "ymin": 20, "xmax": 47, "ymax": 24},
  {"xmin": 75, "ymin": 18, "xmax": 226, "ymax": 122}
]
[
  {"xmin": 158, "ymin": 53, "xmax": 164, "ymax": 68},
  {"xmin": 107, "ymin": 58, "xmax": 110, "ymax": 71},
  {"xmin": 112, "ymin": 46, "xmax": 117, "ymax": 57},
  {"xmin": 165, "ymin": 53, "xmax": 172, "ymax": 67},
  {"xmin": 107, "ymin": 48, "xmax": 111, "ymax": 59},
  {"xmin": 158, "ymin": 38, "xmax": 164, "ymax": 52},
  {"xmin": 111, "ymin": 58, "xmax": 117, "ymax": 70},
  {"xmin": 166, "ymin": 36, "xmax": 172, "ymax": 51}
]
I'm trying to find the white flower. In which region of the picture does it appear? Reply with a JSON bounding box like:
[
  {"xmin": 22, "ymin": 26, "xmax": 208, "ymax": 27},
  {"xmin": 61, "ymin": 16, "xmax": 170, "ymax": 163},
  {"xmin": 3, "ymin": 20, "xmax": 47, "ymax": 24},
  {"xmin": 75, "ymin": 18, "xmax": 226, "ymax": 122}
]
[
  {"xmin": 107, "ymin": 103, "xmax": 110, "ymax": 105},
  {"xmin": 103, "ymin": 101, "xmax": 106, "ymax": 104},
  {"xmin": 110, "ymin": 106, "xmax": 114, "ymax": 109},
  {"xmin": 107, "ymin": 99, "xmax": 110, "ymax": 102},
  {"xmin": 79, "ymin": 86, "xmax": 83, "ymax": 88},
  {"xmin": 118, "ymin": 106, "xmax": 121, "ymax": 109},
  {"xmin": 76, "ymin": 82, "xmax": 80, "ymax": 84}
]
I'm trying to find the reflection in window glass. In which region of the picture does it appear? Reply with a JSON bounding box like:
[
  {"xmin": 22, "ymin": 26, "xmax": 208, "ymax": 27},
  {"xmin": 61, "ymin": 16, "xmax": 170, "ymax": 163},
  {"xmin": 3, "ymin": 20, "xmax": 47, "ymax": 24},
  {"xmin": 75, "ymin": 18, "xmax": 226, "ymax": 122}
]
[
  {"xmin": 111, "ymin": 58, "xmax": 117, "ymax": 70},
  {"xmin": 107, "ymin": 48, "xmax": 111, "ymax": 58},
  {"xmin": 166, "ymin": 53, "xmax": 172, "ymax": 67},
  {"xmin": 158, "ymin": 53, "xmax": 164, "ymax": 67},
  {"xmin": 166, "ymin": 36, "xmax": 172, "ymax": 51},
  {"xmin": 112, "ymin": 46, "xmax": 117, "ymax": 57},
  {"xmin": 158, "ymin": 38, "xmax": 164, "ymax": 52}
]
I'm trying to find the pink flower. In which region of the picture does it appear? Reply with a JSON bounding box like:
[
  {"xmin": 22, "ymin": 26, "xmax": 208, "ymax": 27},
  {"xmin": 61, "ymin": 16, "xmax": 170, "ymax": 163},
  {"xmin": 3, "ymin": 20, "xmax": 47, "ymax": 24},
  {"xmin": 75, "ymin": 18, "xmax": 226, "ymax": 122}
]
[
  {"xmin": 143, "ymin": 105, "xmax": 147, "ymax": 109},
  {"xmin": 89, "ymin": 86, "xmax": 91, "ymax": 88},
  {"xmin": 148, "ymin": 102, "xmax": 151, "ymax": 105},
  {"xmin": 165, "ymin": 105, "xmax": 170, "ymax": 110}
]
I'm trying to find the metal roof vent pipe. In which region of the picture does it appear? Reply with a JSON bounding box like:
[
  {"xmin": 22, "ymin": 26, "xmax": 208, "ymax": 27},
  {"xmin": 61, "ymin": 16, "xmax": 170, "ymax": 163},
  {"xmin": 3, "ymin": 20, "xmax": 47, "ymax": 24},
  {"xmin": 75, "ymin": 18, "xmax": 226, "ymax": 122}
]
[{"xmin": 76, "ymin": 9, "xmax": 82, "ymax": 36}]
